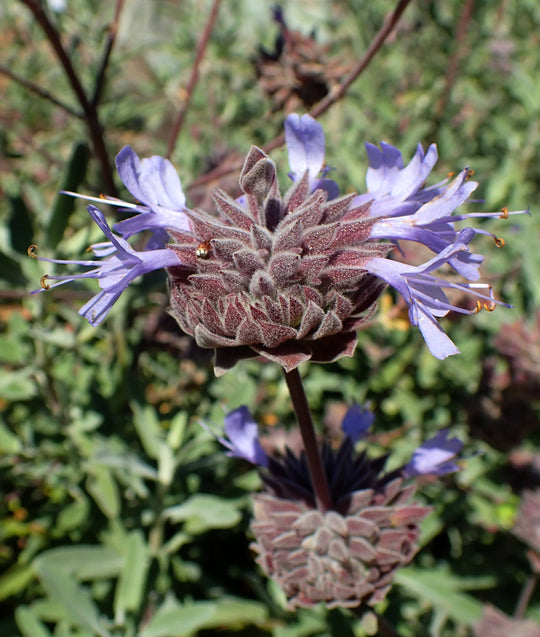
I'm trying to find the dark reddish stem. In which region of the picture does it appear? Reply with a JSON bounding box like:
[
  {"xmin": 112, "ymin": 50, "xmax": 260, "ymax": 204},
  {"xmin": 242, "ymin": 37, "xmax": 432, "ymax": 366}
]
[
  {"xmin": 283, "ymin": 367, "xmax": 332, "ymax": 512},
  {"xmin": 20, "ymin": 0, "xmax": 117, "ymax": 195},
  {"xmin": 166, "ymin": 0, "xmax": 223, "ymax": 159},
  {"xmin": 91, "ymin": 0, "xmax": 125, "ymax": 108},
  {"xmin": 0, "ymin": 64, "xmax": 83, "ymax": 118},
  {"xmin": 377, "ymin": 615, "xmax": 404, "ymax": 637},
  {"xmin": 188, "ymin": 0, "xmax": 413, "ymax": 190},
  {"xmin": 433, "ymin": 0, "xmax": 475, "ymax": 123}
]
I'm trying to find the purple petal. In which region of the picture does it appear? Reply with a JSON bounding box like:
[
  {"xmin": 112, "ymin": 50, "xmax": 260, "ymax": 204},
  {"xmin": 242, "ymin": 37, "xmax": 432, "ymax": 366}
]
[
  {"xmin": 285, "ymin": 114, "xmax": 325, "ymax": 183},
  {"xmin": 220, "ymin": 406, "xmax": 268, "ymax": 466},
  {"xmin": 116, "ymin": 146, "xmax": 186, "ymax": 210},
  {"xmin": 342, "ymin": 404, "xmax": 374, "ymax": 442},
  {"xmin": 403, "ymin": 429, "xmax": 463, "ymax": 477}
]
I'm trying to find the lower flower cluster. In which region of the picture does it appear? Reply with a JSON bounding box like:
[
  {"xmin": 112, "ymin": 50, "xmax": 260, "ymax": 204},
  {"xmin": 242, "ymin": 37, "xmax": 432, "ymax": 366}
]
[
  {"xmin": 251, "ymin": 479, "xmax": 428, "ymax": 609},
  {"xmin": 215, "ymin": 404, "xmax": 462, "ymax": 609}
]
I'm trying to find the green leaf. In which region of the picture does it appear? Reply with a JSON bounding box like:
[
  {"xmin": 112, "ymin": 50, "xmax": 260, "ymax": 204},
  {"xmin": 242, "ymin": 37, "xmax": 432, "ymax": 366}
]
[
  {"xmin": 0, "ymin": 368, "xmax": 39, "ymax": 401},
  {"xmin": 163, "ymin": 494, "xmax": 242, "ymax": 533},
  {"xmin": 8, "ymin": 193, "xmax": 34, "ymax": 254},
  {"xmin": 197, "ymin": 597, "xmax": 267, "ymax": 629},
  {"xmin": 395, "ymin": 567, "xmax": 485, "ymax": 626},
  {"xmin": 47, "ymin": 142, "xmax": 90, "ymax": 249},
  {"xmin": 86, "ymin": 466, "xmax": 120, "ymax": 519},
  {"xmin": 114, "ymin": 530, "xmax": 149, "ymax": 618},
  {"xmin": 35, "ymin": 568, "xmax": 110, "ymax": 637},
  {"xmin": 15, "ymin": 606, "xmax": 53, "ymax": 637},
  {"xmin": 0, "ymin": 419, "xmax": 23, "ymax": 453},
  {"xmin": 34, "ymin": 546, "xmax": 123, "ymax": 581},
  {"xmin": 131, "ymin": 402, "xmax": 163, "ymax": 460},
  {"xmin": 139, "ymin": 599, "xmax": 216, "ymax": 637},
  {"xmin": 0, "ymin": 564, "xmax": 35, "ymax": 600}
]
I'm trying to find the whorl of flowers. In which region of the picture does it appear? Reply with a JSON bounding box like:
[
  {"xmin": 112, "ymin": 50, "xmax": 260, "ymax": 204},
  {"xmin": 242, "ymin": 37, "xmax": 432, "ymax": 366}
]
[
  {"xmin": 167, "ymin": 142, "xmax": 389, "ymax": 374},
  {"xmin": 30, "ymin": 114, "xmax": 526, "ymax": 373},
  {"xmin": 217, "ymin": 404, "xmax": 462, "ymax": 609}
]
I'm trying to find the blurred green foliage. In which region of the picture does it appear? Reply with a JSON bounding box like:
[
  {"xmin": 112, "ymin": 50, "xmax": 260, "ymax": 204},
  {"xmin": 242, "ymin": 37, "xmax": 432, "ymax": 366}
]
[{"xmin": 1, "ymin": 0, "xmax": 539, "ymax": 635}]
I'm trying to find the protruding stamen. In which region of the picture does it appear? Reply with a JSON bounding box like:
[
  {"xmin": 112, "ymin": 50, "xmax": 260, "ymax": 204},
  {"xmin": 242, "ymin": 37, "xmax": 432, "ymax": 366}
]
[
  {"xmin": 40, "ymin": 275, "xmax": 50, "ymax": 290},
  {"xmin": 500, "ymin": 207, "xmax": 509, "ymax": 219},
  {"xmin": 474, "ymin": 300, "xmax": 482, "ymax": 314},
  {"xmin": 447, "ymin": 171, "xmax": 456, "ymax": 179},
  {"xmin": 483, "ymin": 301, "xmax": 496, "ymax": 312},
  {"xmin": 494, "ymin": 236, "xmax": 505, "ymax": 248},
  {"xmin": 466, "ymin": 169, "xmax": 475, "ymax": 179},
  {"xmin": 28, "ymin": 244, "xmax": 39, "ymax": 258}
]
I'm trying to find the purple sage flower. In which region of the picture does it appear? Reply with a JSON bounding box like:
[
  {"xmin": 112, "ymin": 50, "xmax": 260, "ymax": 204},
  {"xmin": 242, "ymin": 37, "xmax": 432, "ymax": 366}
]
[
  {"xmin": 365, "ymin": 228, "xmax": 509, "ymax": 359},
  {"xmin": 341, "ymin": 403, "xmax": 374, "ymax": 442},
  {"xmin": 30, "ymin": 206, "xmax": 181, "ymax": 325},
  {"xmin": 284, "ymin": 113, "xmax": 339, "ymax": 198},
  {"xmin": 402, "ymin": 429, "xmax": 463, "ymax": 478},
  {"xmin": 218, "ymin": 406, "xmax": 268, "ymax": 467},
  {"xmin": 32, "ymin": 114, "xmax": 522, "ymax": 370}
]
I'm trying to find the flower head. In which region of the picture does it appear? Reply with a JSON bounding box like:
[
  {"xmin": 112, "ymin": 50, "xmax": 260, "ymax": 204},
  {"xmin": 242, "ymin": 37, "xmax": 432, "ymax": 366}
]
[
  {"xmin": 168, "ymin": 141, "xmax": 388, "ymax": 374},
  {"xmin": 33, "ymin": 114, "xmax": 522, "ymax": 368},
  {"xmin": 248, "ymin": 407, "xmax": 432, "ymax": 609}
]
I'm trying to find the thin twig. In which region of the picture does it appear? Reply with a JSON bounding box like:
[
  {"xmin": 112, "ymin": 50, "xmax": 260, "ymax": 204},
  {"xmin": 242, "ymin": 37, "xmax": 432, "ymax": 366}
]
[
  {"xmin": 166, "ymin": 0, "xmax": 223, "ymax": 159},
  {"xmin": 0, "ymin": 64, "xmax": 83, "ymax": 118},
  {"xmin": 187, "ymin": 0, "xmax": 413, "ymax": 191},
  {"xmin": 91, "ymin": 0, "xmax": 126, "ymax": 108},
  {"xmin": 433, "ymin": 0, "xmax": 475, "ymax": 124},
  {"xmin": 514, "ymin": 574, "xmax": 537, "ymax": 619},
  {"xmin": 19, "ymin": 0, "xmax": 117, "ymax": 195}
]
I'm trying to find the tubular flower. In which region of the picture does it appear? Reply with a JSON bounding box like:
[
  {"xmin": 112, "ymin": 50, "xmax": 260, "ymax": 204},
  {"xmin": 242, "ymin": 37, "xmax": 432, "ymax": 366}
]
[
  {"xmin": 30, "ymin": 206, "xmax": 181, "ymax": 326},
  {"xmin": 365, "ymin": 229, "xmax": 510, "ymax": 359},
  {"xmin": 402, "ymin": 429, "xmax": 463, "ymax": 478},
  {"xmin": 218, "ymin": 406, "xmax": 269, "ymax": 467},
  {"xmin": 32, "ymin": 114, "xmax": 522, "ymax": 367}
]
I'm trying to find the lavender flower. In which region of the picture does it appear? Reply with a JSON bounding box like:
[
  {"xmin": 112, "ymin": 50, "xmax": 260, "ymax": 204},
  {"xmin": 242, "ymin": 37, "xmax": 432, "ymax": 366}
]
[
  {"xmin": 284, "ymin": 113, "xmax": 339, "ymax": 198},
  {"xmin": 218, "ymin": 406, "xmax": 268, "ymax": 467},
  {"xmin": 402, "ymin": 429, "xmax": 463, "ymax": 478},
  {"xmin": 341, "ymin": 403, "xmax": 374, "ymax": 442},
  {"xmin": 30, "ymin": 206, "xmax": 181, "ymax": 325},
  {"xmin": 365, "ymin": 228, "xmax": 508, "ymax": 359}
]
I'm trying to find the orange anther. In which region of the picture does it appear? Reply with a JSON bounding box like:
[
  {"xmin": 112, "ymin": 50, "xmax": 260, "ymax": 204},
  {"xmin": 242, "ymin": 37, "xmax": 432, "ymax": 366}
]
[
  {"xmin": 27, "ymin": 244, "xmax": 39, "ymax": 258},
  {"xmin": 40, "ymin": 275, "xmax": 50, "ymax": 290},
  {"xmin": 494, "ymin": 236, "xmax": 505, "ymax": 248},
  {"xmin": 500, "ymin": 207, "xmax": 509, "ymax": 219}
]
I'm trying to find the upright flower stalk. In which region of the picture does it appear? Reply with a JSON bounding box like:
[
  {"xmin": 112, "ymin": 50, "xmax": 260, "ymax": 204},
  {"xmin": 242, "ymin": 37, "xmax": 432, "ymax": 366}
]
[{"xmin": 284, "ymin": 368, "xmax": 332, "ymax": 512}]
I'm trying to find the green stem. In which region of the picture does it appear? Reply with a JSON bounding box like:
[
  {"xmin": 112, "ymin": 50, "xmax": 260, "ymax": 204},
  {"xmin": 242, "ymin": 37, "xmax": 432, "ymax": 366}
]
[{"xmin": 283, "ymin": 367, "xmax": 332, "ymax": 512}]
